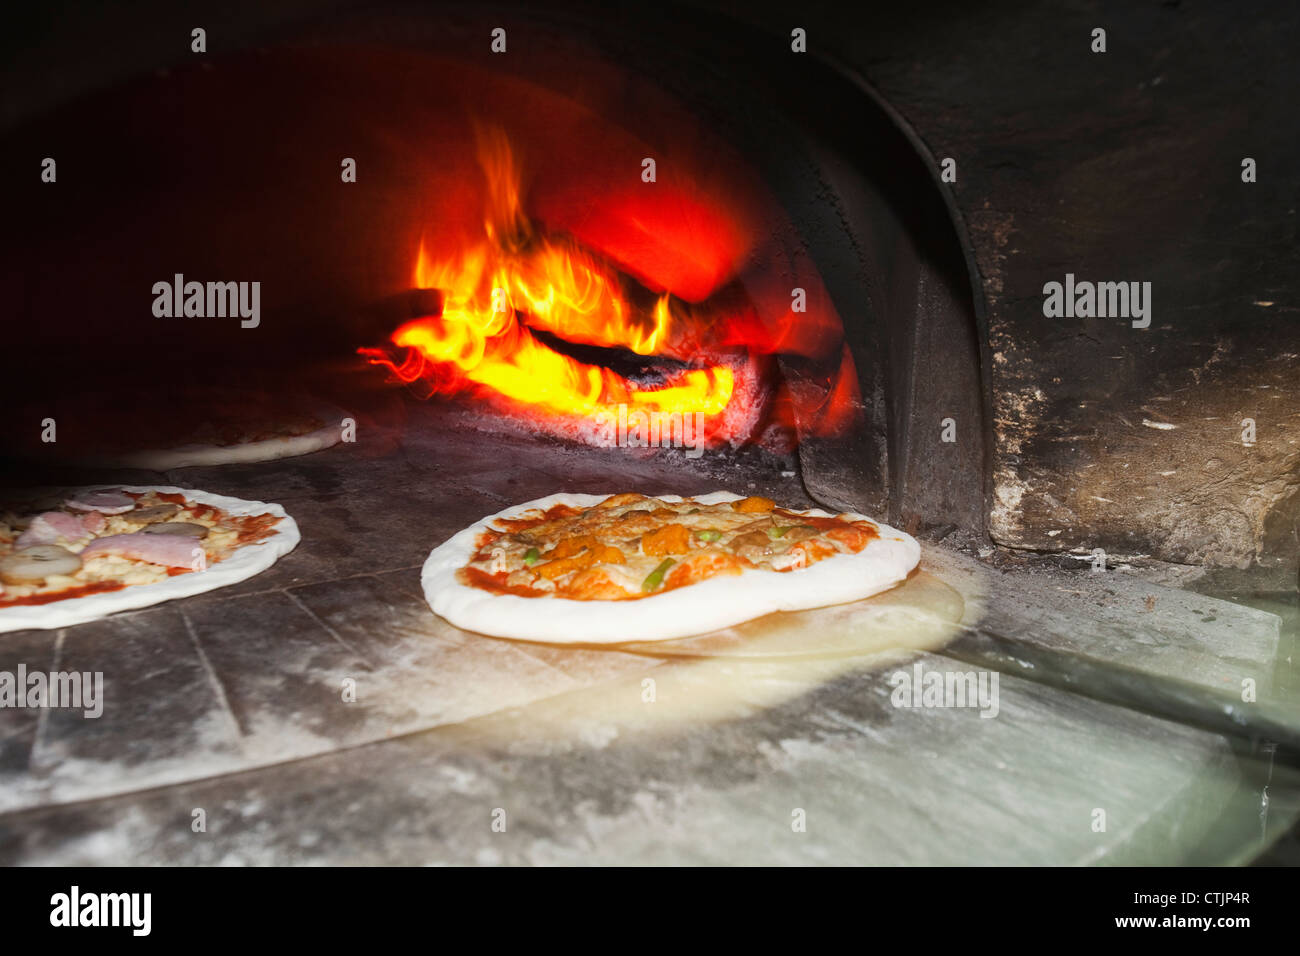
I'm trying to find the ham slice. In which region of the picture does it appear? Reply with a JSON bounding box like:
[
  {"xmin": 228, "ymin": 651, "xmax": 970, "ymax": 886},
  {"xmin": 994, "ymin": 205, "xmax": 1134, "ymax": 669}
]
[
  {"xmin": 16, "ymin": 511, "xmax": 89, "ymax": 549},
  {"xmin": 80, "ymin": 511, "xmax": 107, "ymax": 534},
  {"xmin": 80, "ymin": 533, "xmax": 205, "ymax": 570},
  {"xmin": 66, "ymin": 491, "xmax": 134, "ymax": 515}
]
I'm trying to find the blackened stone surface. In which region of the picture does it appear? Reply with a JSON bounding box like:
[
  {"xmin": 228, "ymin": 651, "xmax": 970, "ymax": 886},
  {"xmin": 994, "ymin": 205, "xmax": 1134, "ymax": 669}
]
[
  {"xmin": 0, "ymin": 628, "xmax": 58, "ymax": 810},
  {"xmin": 31, "ymin": 606, "xmax": 240, "ymax": 771},
  {"xmin": 0, "ymin": 652, "xmax": 1274, "ymax": 865}
]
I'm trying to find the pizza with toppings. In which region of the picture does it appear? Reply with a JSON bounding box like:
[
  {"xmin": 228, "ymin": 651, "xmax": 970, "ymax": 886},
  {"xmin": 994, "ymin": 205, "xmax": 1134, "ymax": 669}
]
[
  {"xmin": 422, "ymin": 491, "xmax": 921, "ymax": 643},
  {"xmin": 0, "ymin": 486, "xmax": 299, "ymax": 632}
]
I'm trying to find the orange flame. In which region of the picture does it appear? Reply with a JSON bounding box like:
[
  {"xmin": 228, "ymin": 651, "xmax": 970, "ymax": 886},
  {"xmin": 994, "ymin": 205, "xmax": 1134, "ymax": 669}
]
[{"xmin": 365, "ymin": 129, "xmax": 736, "ymax": 428}]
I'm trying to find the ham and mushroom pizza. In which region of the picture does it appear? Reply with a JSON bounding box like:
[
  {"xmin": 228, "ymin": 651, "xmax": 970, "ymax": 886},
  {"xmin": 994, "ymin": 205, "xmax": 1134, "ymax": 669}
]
[
  {"xmin": 0, "ymin": 486, "xmax": 299, "ymax": 632},
  {"xmin": 423, "ymin": 491, "xmax": 921, "ymax": 643}
]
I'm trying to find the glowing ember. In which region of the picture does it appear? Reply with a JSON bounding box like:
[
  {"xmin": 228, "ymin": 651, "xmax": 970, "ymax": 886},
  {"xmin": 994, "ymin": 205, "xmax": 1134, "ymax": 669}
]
[{"xmin": 362, "ymin": 127, "xmax": 855, "ymax": 449}]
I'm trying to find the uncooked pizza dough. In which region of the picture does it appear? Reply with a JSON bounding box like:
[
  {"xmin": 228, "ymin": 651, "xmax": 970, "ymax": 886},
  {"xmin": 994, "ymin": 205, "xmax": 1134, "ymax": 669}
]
[
  {"xmin": 423, "ymin": 491, "xmax": 921, "ymax": 643},
  {"xmin": 104, "ymin": 422, "xmax": 344, "ymax": 470},
  {"xmin": 0, "ymin": 486, "xmax": 300, "ymax": 632}
]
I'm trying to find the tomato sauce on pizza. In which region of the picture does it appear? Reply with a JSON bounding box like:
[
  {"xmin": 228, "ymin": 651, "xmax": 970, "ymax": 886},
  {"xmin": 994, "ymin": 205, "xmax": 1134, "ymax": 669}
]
[{"xmin": 457, "ymin": 492, "xmax": 879, "ymax": 602}]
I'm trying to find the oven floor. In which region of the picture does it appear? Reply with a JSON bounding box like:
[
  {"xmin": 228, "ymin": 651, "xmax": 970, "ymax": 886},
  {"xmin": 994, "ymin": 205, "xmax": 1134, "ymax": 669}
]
[{"xmin": 0, "ymin": 401, "xmax": 1294, "ymax": 864}]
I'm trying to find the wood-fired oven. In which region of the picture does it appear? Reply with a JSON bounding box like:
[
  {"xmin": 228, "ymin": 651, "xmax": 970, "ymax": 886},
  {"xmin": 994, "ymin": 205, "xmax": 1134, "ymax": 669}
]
[{"xmin": 0, "ymin": 0, "xmax": 1295, "ymax": 867}]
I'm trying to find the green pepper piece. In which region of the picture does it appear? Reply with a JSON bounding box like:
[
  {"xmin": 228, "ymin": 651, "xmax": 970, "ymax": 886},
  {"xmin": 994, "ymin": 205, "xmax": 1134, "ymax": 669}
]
[
  {"xmin": 768, "ymin": 526, "xmax": 789, "ymax": 539},
  {"xmin": 522, "ymin": 547, "xmax": 540, "ymax": 566},
  {"xmin": 694, "ymin": 529, "xmax": 722, "ymax": 543},
  {"xmin": 642, "ymin": 558, "xmax": 676, "ymax": 592}
]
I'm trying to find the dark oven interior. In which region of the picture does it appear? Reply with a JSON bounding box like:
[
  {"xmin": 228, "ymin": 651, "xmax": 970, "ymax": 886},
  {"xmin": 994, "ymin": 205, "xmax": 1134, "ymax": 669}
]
[
  {"xmin": 0, "ymin": 0, "xmax": 1296, "ymax": 868},
  {"xmin": 2, "ymin": 2, "xmax": 988, "ymax": 534}
]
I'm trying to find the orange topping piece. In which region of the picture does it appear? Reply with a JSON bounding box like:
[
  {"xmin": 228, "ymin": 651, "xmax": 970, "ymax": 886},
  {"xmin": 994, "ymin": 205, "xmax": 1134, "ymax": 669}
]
[
  {"xmin": 564, "ymin": 567, "xmax": 634, "ymax": 600},
  {"xmin": 642, "ymin": 523, "xmax": 692, "ymax": 557},
  {"xmin": 732, "ymin": 496, "xmax": 776, "ymax": 514},
  {"xmin": 665, "ymin": 550, "xmax": 750, "ymax": 589},
  {"xmin": 552, "ymin": 534, "xmax": 597, "ymax": 559},
  {"xmin": 536, "ymin": 549, "xmax": 598, "ymax": 580},
  {"xmin": 536, "ymin": 542, "xmax": 624, "ymax": 580},
  {"xmin": 825, "ymin": 525, "xmax": 876, "ymax": 552},
  {"xmin": 592, "ymin": 545, "xmax": 626, "ymax": 564}
]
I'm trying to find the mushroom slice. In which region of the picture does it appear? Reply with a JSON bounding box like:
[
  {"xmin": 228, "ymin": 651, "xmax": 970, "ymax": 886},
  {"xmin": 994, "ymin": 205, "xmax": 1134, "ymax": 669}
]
[{"xmin": 0, "ymin": 545, "xmax": 82, "ymax": 585}]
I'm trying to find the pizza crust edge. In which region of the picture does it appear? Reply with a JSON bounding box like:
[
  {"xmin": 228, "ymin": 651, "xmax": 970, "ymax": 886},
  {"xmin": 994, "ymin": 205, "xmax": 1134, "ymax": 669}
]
[{"xmin": 83, "ymin": 402, "xmax": 347, "ymax": 471}]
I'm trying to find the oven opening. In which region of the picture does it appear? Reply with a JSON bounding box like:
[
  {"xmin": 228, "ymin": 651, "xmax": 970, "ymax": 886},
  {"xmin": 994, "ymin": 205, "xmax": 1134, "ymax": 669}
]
[{"xmin": 1, "ymin": 13, "xmax": 988, "ymax": 542}]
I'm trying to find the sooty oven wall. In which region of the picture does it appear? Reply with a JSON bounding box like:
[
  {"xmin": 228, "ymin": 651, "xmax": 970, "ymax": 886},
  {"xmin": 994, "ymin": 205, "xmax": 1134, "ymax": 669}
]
[
  {"xmin": 0, "ymin": 0, "xmax": 989, "ymax": 538},
  {"xmin": 695, "ymin": 0, "xmax": 1300, "ymax": 587}
]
